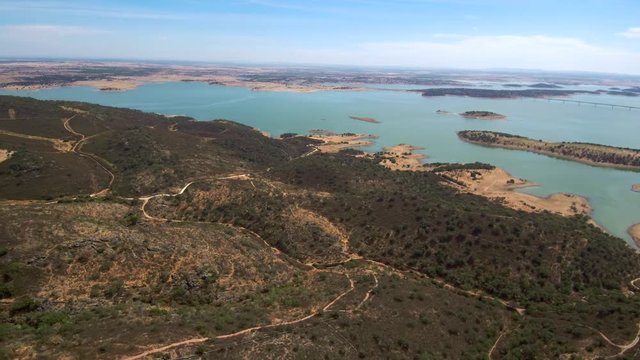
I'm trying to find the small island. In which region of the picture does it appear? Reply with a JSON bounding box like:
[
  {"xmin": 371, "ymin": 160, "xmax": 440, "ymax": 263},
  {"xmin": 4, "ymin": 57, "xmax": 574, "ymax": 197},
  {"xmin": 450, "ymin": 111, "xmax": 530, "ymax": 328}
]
[
  {"xmin": 458, "ymin": 130, "xmax": 640, "ymax": 170},
  {"xmin": 349, "ymin": 115, "xmax": 380, "ymax": 124},
  {"xmin": 528, "ymin": 83, "xmax": 563, "ymax": 89},
  {"xmin": 459, "ymin": 111, "xmax": 506, "ymax": 120}
]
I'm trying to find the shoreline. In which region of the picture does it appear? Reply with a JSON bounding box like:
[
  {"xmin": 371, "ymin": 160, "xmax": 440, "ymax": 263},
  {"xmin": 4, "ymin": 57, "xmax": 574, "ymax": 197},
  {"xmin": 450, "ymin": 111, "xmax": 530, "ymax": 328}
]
[
  {"xmin": 433, "ymin": 166, "xmax": 593, "ymax": 218},
  {"xmin": 308, "ymin": 132, "xmax": 594, "ymax": 220}
]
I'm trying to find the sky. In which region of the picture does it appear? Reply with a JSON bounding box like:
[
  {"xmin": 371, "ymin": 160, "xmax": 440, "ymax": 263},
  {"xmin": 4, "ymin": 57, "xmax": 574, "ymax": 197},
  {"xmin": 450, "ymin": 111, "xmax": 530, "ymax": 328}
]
[{"xmin": 1, "ymin": 0, "xmax": 640, "ymax": 74}]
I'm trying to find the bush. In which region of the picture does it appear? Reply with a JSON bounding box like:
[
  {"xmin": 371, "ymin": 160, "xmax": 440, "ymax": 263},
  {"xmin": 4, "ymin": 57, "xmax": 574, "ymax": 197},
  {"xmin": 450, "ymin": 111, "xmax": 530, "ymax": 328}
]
[
  {"xmin": 0, "ymin": 283, "xmax": 13, "ymax": 298},
  {"xmin": 123, "ymin": 212, "xmax": 139, "ymax": 226},
  {"xmin": 11, "ymin": 297, "xmax": 40, "ymax": 314}
]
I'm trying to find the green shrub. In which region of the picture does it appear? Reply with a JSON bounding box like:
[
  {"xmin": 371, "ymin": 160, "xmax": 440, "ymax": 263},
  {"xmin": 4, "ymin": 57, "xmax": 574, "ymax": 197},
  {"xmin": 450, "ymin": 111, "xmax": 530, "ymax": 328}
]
[
  {"xmin": 123, "ymin": 212, "xmax": 139, "ymax": 226},
  {"xmin": 11, "ymin": 297, "xmax": 40, "ymax": 314}
]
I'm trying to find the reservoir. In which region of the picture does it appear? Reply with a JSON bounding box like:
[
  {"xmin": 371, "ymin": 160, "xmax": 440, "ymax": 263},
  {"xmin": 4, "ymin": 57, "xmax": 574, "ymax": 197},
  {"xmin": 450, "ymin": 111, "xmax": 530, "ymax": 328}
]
[{"xmin": 2, "ymin": 82, "xmax": 639, "ymax": 246}]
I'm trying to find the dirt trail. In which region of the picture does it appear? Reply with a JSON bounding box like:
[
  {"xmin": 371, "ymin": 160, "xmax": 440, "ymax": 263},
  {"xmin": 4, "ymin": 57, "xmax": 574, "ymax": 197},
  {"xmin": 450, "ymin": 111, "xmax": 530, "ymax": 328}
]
[
  {"xmin": 61, "ymin": 113, "xmax": 115, "ymax": 196},
  {"xmin": 122, "ymin": 338, "xmax": 208, "ymax": 360},
  {"xmin": 355, "ymin": 272, "xmax": 379, "ymax": 310},
  {"xmin": 488, "ymin": 328, "xmax": 509, "ymax": 360},
  {"xmin": 123, "ymin": 269, "xmax": 357, "ymax": 360},
  {"xmin": 123, "ymin": 178, "xmax": 377, "ymax": 360},
  {"xmin": 139, "ymin": 175, "xmax": 251, "ymax": 221},
  {"xmin": 0, "ymin": 113, "xmax": 114, "ymax": 196},
  {"xmin": 124, "ymin": 175, "xmax": 529, "ymax": 359},
  {"xmin": 594, "ymin": 321, "xmax": 640, "ymax": 359},
  {"xmin": 0, "ymin": 129, "xmax": 72, "ymax": 152},
  {"xmin": 63, "ymin": 114, "xmax": 84, "ymax": 140}
]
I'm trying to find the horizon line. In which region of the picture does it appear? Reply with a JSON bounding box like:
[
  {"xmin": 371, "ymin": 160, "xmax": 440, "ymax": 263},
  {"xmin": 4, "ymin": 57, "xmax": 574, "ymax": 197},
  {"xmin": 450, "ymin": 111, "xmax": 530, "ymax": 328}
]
[{"xmin": 2, "ymin": 56, "xmax": 640, "ymax": 78}]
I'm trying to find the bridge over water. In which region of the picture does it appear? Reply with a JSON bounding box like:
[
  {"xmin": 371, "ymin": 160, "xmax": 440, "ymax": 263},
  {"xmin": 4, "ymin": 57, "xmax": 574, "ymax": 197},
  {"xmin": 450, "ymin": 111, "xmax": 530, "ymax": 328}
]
[{"xmin": 544, "ymin": 98, "xmax": 640, "ymax": 110}]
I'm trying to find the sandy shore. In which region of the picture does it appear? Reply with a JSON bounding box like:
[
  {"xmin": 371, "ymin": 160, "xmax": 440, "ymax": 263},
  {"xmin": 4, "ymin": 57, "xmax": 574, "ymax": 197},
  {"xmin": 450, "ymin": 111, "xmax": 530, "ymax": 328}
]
[
  {"xmin": 438, "ymin": 167, "xmax": 592, "ymax": 217},
  {"xmin": 309, "ymin": 132, "xmax": 377, "ymax": 153},
  {"xmin": 632, "ymin": 184, "xmax": 640, "ymax": 192},
  {"xmin": 306, "ymin": 133, "xmax": 428, "ymax": 172},
  {"xmin": 379, "ymin": 144, "xmax": 428, "ymax": 171},
  {"xmin": 629, "ymin": 224, "xmax": 640, "ymax": 247}
]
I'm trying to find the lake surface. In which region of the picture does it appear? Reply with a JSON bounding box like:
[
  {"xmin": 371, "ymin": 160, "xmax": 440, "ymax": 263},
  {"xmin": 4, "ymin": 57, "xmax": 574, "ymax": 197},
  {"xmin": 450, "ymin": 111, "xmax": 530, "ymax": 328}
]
[{"xmin": 2, "ymin": 82, "xmax": 639, "ymax": 246}]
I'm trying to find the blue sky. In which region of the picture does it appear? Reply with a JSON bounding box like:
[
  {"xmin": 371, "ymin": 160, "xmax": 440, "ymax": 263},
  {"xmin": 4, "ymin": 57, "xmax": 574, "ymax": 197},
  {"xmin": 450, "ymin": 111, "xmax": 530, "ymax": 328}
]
[{"xmin": 1, "ymin": 0, "xmax": 640, "ymax": 73}]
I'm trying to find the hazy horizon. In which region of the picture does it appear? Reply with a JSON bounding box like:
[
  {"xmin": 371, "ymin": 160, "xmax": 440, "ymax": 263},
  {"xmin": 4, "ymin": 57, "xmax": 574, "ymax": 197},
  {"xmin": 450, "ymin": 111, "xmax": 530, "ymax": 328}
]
[{"xmin": 1, "ymin": 0, "xmax": 640, "ymax": 75}]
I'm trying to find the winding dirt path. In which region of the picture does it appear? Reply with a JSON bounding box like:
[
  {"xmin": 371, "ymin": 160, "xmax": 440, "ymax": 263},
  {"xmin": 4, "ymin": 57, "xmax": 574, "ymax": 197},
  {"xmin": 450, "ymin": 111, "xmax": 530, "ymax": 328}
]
[
  {"xmin": 584, "ymin": 278, "xmax": 640, "ymax": 358},
  {"xmin": 139, "ymin": 175, "xmax": 251, "ymax": 221},
  {"xmin": 122, "ymin": 178, "xmax": 372, "ymax": 360},
  {"xmin": 62, "ymin": 114, "xmax": 115, "ymax": 197},
  {"xmin": 122, "ymin": 272, "xmax": 356, "ymax": 360},
  {"xmin": 595, "ymin": 322, "xmax": 640, "ymax": 359}
]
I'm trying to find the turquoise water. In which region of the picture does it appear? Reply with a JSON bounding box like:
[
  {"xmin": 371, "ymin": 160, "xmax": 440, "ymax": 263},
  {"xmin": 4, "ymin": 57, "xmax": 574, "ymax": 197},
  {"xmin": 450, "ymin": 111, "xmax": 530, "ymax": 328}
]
[{"xmin": 2, "ymin": 82, "xmax": 639, "ymax": 246}]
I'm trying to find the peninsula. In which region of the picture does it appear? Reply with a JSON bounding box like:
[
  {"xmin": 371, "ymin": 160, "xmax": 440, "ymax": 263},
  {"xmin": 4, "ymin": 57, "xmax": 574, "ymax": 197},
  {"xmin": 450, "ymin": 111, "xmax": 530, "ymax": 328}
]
[{"xmin": 458, "ymin": 130, "xmax": 640, "ymax": 170}]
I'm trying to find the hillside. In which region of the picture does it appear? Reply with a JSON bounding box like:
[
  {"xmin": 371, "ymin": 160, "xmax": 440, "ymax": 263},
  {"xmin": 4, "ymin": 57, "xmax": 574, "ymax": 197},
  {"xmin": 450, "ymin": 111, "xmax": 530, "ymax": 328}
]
[
  {"xmin": 0, "ymin": 96, "xmax": 639, "ymax": 359},
  {"xmin": 458, "ymin": 130, "xmax": 640, "ymax": 170}
]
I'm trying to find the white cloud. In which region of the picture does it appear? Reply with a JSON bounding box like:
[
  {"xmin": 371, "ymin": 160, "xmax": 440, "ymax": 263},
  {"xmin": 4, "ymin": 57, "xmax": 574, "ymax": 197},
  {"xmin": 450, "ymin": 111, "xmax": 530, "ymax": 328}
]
[
  {"xmin": 431, "ymin": 33, "xmax": 468, "ymax": 39},
  {"xmin": 1, "ymin": 28, "xmax": 639, "ymax": 74},
  {"xmin": 0, "ymin": 2, "xmax": 189, "ymax": 20},
  {"xmin": 0, "ymin": 25, "xmax": 111, "ymax": 58},
  {"xmin": 0, "ymin": 24, "xmax": 105, "ymax": 36},
  {"xmin": 618, "ymin": 27, "xmax": 640, "ymax": 39},
  {"xmin": 286, "ymin": 35, "xmax": 640, "ymax": 74}
]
